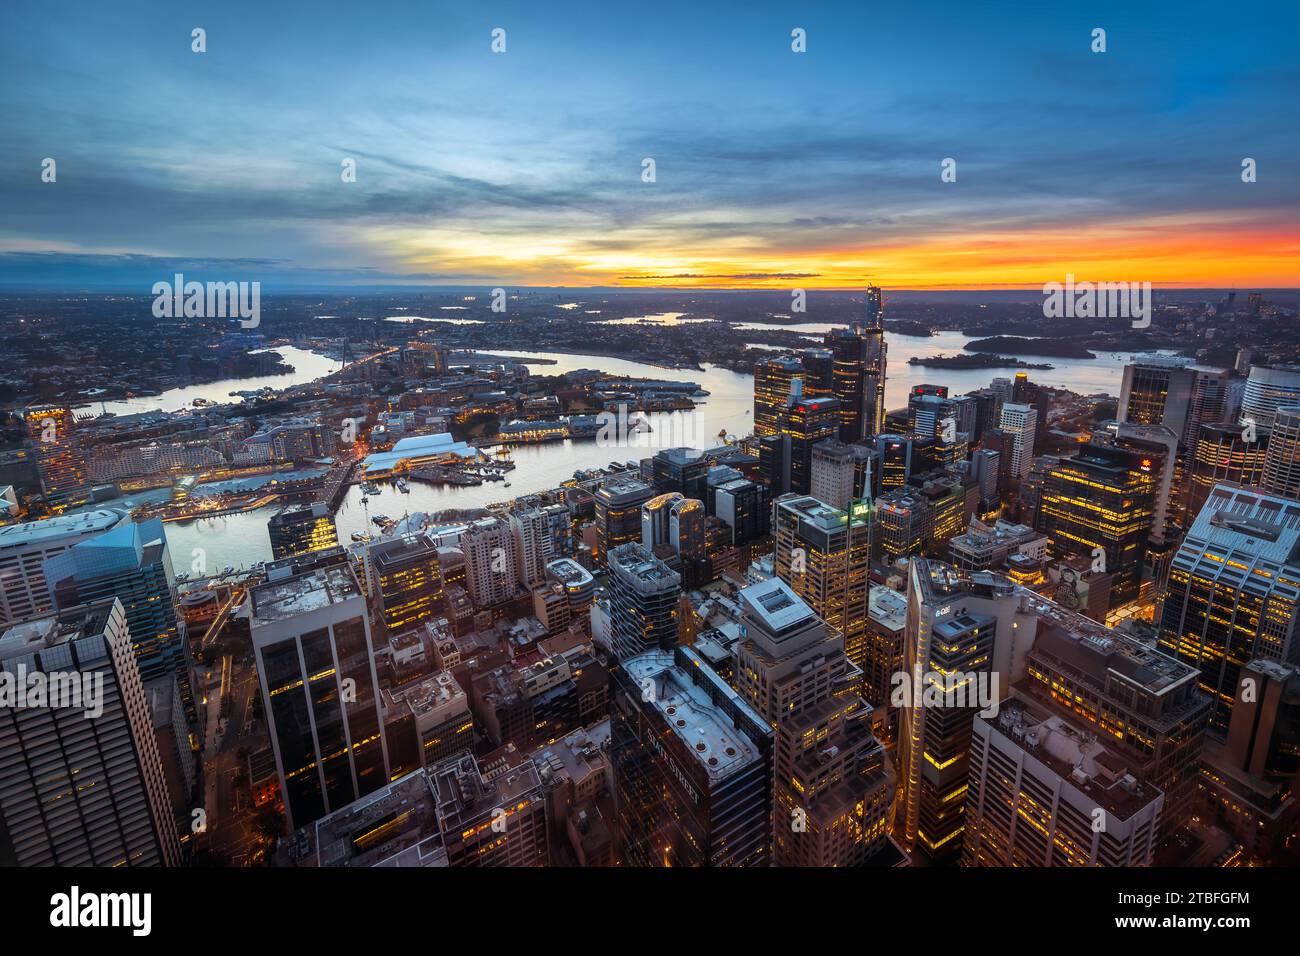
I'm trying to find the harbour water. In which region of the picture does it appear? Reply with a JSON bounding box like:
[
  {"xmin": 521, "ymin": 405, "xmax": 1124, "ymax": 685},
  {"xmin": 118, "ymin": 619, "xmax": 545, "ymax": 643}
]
[
  {"xmin": 73, "ymin": 346, "xmax": 343, "ymax": 417},
  {"xmin": 139, "ymin": 331, "xmax": 1132, "ymax": 574}
]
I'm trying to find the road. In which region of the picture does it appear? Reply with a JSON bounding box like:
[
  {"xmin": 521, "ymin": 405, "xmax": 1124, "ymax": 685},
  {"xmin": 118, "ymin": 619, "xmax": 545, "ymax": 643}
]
[{"xmin": 200, "ymin": 648, "xmax": 271, "ymax": 865}]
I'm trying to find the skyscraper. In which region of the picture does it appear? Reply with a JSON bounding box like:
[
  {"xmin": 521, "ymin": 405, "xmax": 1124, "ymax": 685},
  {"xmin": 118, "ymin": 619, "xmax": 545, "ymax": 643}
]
[
  {"xmin": 772, "ymin": 494, "xmax": 872, "ymax": 671},
  {"xmin": 45, "ymin": 516, "xmax": 189, "ymax": 689},
  {"xmin": 606, "ymin": 542, "xmax": 681, "ymax": 661},
  {"xmin": 998, "ymin": 403, "xmax": 1036, "ymax": 480},
  {"xmin": 0, "ymin": 598, "xmax": 181, "ymax": 866},
  {"xmin": 809, "ymin": 438, "xmax": 860, "ymax": 511},
  {"xmin": 963, "ymin": 691, "xmax": 1163, "ymax": 866},
  {"xmin": 781, "ymin": 396, "xmax": 840, "ymax": 495},
  {"xmin": 460, "ymin": 515, "xmax": 520, "ymax": 608},
  {"xmin": 368, "ymin": 533, "xmax": 445, "ymax": 635},
  {"xmin": 651, "ymin": 447, "xmax": 708, "ymax": 503},
  {"xmin": 1118, "ymin": 354, "xmax": 1229, "ymax": 445},
  {"xmin": 612, "ymin": 644, "xmax": 772, "ymax": 866},
  {"xmin": 593, "ymin": 476, "xmax": 654, "ymax": 564},
  {"xmin": 753, "ymin": 354, "xmax": 805, "ymax": 437},
  {"xmin": 1037, "ymin": 444, "xmax": 1157, "ymax": 608},
  {"xmin": 22, "ymin": 404, "xmax": 90, "ymax": 514},
  {"xmin": 825, "ymin": 291, "xmax": 887, "ymax": 442},
  {"xmin": 1241, "ymin": 364, "xmax": 1300, "ymax": 431},
  {"xmin": 641, "ymin": 492, "xmax": 682, "ymax": 552},
  {"xmin": 898, "ymin": 562, "xmax": 1018, "ymax": 860},
  {"xmin": 800, "ymin": 347, "xmax": 835, "ymax": 398},
  {"xmin": 268, "ymin": 502, "xmax": 339, "ymax": 561},
  {"xmin": 734, "ymin": 579, "xmax": 894, "ymax": 866},
  {"xmin": 0, "ymin": 508, "xmax": 125, "ymax": 626},
  {"xmin": 1261, "ymin": 406, "xmax": 1300, "ymax": 501},
  {"xmin": 1159, "ymin": 483, "xmax": 1300, "ymax": 733},
  {"xmin": 250, "ymin": 564, "xmax": 389, "ymax": 830},
  {"xmin": 1186, "ymin": 423, "xmax": 1268, "ymax": 521},
  {"xmin": 899, "ymin": 560, "xmax": 1208, "ymax": 859}
]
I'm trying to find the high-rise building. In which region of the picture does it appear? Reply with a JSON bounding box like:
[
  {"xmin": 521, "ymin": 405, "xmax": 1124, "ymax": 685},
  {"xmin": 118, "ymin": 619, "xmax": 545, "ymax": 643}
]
[
  {"xmin": 800, "ymin": 347, "xmax": 835, "ymax": 398},
  {"xmin": 593, "ymin": 476, "xmax": 654, "ymax": 564},
  {"xmin": 381, "ymin": 670, "xmax": 474, "ymax": 777},
  {"xmin": 669, "ymin": 497, "xmax": 707, "ymax": 584},
  {"xmin": 899, "ymin": 560, "xmax": 1209, "ymax": 859},
  {"xmin": 508, "ymin": 506, "xmax": 565, "ymax": 587},
  {"xmin": 1241, "ymin": 364, "xmax": 1300, "ymax": 431},
  {"xmin": 1223, "ymin": 659, "xmax": 1300, "ymax": 782},
  {"xmin": 898, "ymin": 562, "xmax": 1018, "ymax": 860},
  {"xmin": 268, "ymin": 502, "xmax": 339, "ymax": 561},
  {"xmin": 612, "ymin": 644, "xmax": 773, "ymax": 866},
  {"xmin": 1111, "ymin": 422, "xmax": 1179, "ymax": 544},
  {"xmin": 0, "ymin": 598, "xmax": 181, "ymax": 866},
  {"xmin": 23, "ymin": 404, "xmax": 90, "ymax": 513},
  {"xmin": 734, "ymin": 579, "xmax": 894, "ymax": 865},
  {"xmin": 867, "ymin": 433, "xmax": 914, "ymax": 493},
  {"xmin": 753, "ymin": 354, "xmax": 805, "ymax": 437},
  {"xmin": 963, "ymin": 692, "xmax": 1163, "ymax": 866},
  {"xmin": 641, "ymin": 492, "xmax": 682, "ymax": 552},
  {"xmin": 1022, "ymin": 592, "xmax": 1209, "ymax": 832},
  {"xmin": 998, "ymin": 403, "xmax": 1036, "ymax": 480},
  {"xmin": 809, "ymin": 438, "xmax": 865, "ymax": 511},
  {"xmin": 1199, "ymin": 658, "xmax": 1300, "ymax": 860},
  {"xmin": 0, "ymin": 508, "xmax": 125, "ymax": 626},
  {"xmin": 546, "ymin": 557, "xmax": 595, "ymax": 617},
  {"xmin": 824, "ymin": 288, "xmax": 887, "ymax": 440},
  {"xmin": 712, "ymin": 476, "xmax": 767, "ymax": 545},
  {"xmin": 873, "ymin": 475, "xmax": 967, "ymax": 565},
  {"xmin": 948, "ymin": 518, "xmax": 1048, "ymax": 573},
  {"xmin": 1159, "ymin": 483, "xmax": 1300, "ymax": 733},
  {"xmin": 1186, "ymin": 423, "xmax": 1268, "ymax": 522},
  {"xmin": 368, "ymin": 533, "xmax": 445, "ymax": 635},
  {"xmin": 250, "ymin": 564, "xmax": 389, "ymax": 830},
  {"xmin": 772, "ymin": 494, "xmax": 872, "ymax": 671},
  {"xmin": 758, "ymin": 432, "xmax": 791, "ymax": 494},
  {"xmin": 606, "ymin": 543, "xmax": 681, "ymax": 661},
  {"xmin": 1037, "ymin": 444, "xmax": 1157, "ymax": 607},
  {"xmin": 1118, "ymin": 355, "xmax": 1230, "ymax": 445},
  {"xmin": 429, "ymin": 752, "xmax": 549, "ymax": 866},
  {"xmin": 45, "ymin": 516, "xmax": 189, "ymax": 689},
  {"xmin": 781, "ymin": 396, "xmax": 840, "ymax": 496},
  {"xmin": 651, "ymin": 447, "xmax": 708, "ymax": 503},
  {"xmin": 1261, "ymin": 406, "xmax": 1300, "ymax": 501},
  {"xmin": 460, "ymin": 516, "xmax": 520, "ymax": 608}
]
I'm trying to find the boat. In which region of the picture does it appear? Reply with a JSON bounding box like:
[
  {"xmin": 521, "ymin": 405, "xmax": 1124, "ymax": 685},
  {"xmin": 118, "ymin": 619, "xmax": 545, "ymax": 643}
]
[
  {"xmin": 361, "ymin": 480, "xmax": 381, "ymax": 495},
  {"xmin": 350, "ymin": 531, "xmax": 370, "ymax": 542},
  {"xmin": 371, "ymin": 515, "xmax": 389, "ymax": 526},
  {"xmin": 396, "ymin": 478, "xmax": 410, "ymax": 493},
  {"xmin": 503, "ymin": 482, "xmax": 512, "ymax": 488}
]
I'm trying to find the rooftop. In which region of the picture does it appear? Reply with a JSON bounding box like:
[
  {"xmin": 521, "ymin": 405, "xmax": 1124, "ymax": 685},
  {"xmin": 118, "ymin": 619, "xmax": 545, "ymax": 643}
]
[
  {"xmin": 0, "ymin": 509, "xmax": 124, "ymax": 550},
  {"xmin": 985, "ymin": 694, "xmax": 1161, "ymax": 821},
  {"xmin": 250, "ymin": 565, "xmax": 361, "ymax": 625},
  {"xmin": 736, "ymin": 578, "xmax": 816, "ymax": 635},
  {"xmin": 623, "ymin": 649, "xmax": 763, "ymax": 783},
  {"xmin": 312, "ymin": 770, "xmax": 446, "ymax": 868}
]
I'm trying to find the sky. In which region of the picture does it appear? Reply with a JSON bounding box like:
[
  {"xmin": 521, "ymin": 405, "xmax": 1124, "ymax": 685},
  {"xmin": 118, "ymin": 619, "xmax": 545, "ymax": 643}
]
[{"xmin": 0, "ymin": 0, "xmax": 1297, "ymax": 291}]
